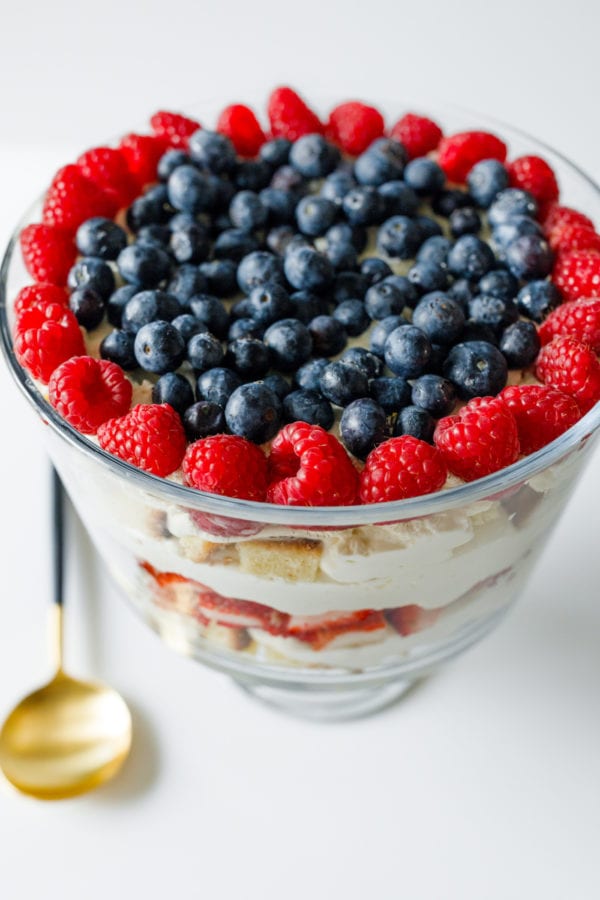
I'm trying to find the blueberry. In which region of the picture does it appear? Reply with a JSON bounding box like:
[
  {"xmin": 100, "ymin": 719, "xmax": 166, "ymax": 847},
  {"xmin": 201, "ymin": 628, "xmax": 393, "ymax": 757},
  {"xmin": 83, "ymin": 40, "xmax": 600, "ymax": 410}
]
[
  {"xmin": 460, "ymin": 320, "xmax": 499, "ymax": 345},
  {"xmin": 308, "ymin": 315, "xmax": 347, "ymax": 356},
  {"xmin": 138, "ymin": 224, "xmax": 171, "ymax": 247},
  {"xmin": 259, "ymin": 138, "xmax": 292, "ymax": 168},
  {"xmin": 134, "ymin": 320, "xmax": 185, "ymax": 374},
  {"xmin": 270, "ymin": 164, "xmax": 308, "ymax": 194},
  {"xmin": 340, "ymin": 398, "xmax": 388, "ymax": 460},
  {"xmin": 377, "ymin": 215, "xmax": 423, "ymax": 258},
  {"xmin": 449, "ymin": 206, "xmax": 481, "ymax": 237},
  {"xmin": 325, "ymin": 240, "xmax": 358, "ymax": 271},
  {"xmin": 466, "ymin": 159, "xmax": 509, "ymax": 208},
  {"xmin": 411, "ymin": 374, "xmax": 456, "ymax": 418},
  {"xmin": 284, "ymin": 245, "xmax": 334, "ymax": 291},
  {"xmin": 225, "ymin": 337, "xmax": 270, "ymax": 378},
  {"xmin": 332, "ymin": 271, "xmax": 369, "ymax": 302},
  {"xmin": 229, "ymin": 190, "xmax": 268, "ymax": 232},
  {"xmin": 266, "ymin": 224, "xmax": 297, "ymax": 255},
  {"xmin": 68, "ymin": 286, "xmax": 105, "ymax": 330},
  {"xmin": 381, "ymin": 275, "xmax": 420, "ymax": 309},
  {"xmin": 384, "ymin": 325, "xmax": 432, "ymax": 378},
  {"xmin": 76, "ymin": 218, "xmax": 127, "ymax": 260},
  {"xmin": 213, "ymin": 228, "xmax": 260, "ymax": 262},
  {"xmin": 493, "ymin": 216, "xmax": 543, "ymax": 251},
  {"xmin": 183, "ymin": 401, "xmax": 226, "ymax": 441},
  {"xmin": 488, "ymin": 188, "xmax": 538, "ymax": 227},
  {"xmin": 447, "ymin": 235, "xmax": 495, "ymax": 280},
  {"xmin": 170, "ymin": 221, "xmax": 211, "ymax": 265},
  {"xmin": 234, "ymin": 160, "xmax": 272, "ymax": 192},
  {"xmin": 259, "ymin": 188, "xmax": 296, "ymax": 225},
  {"xmin": 152, "ymin": 372, "xmax": 195, "ymax": 416},
  {"xmin": 188, "ymin": 294, "xmax": 229, "ymax": 339},
  {"xmin": 415, "ymin": 215, "xmax": 443, "ymax": 239},
  {"xmin": 294, "ymin": 357, "xmax": 329, "ymax": 392},
  {"xmin": 289, "ymin": 134, "xmax": 340, "ymax": 177},
  {"xmin": 468, "ymin": 294, "xmax": 519, "ymax": 333},
  {"xmin": 99, "ymin": 329, "xmax": 137, "ymax": 370},
  {"xmin": 364, "ymin": 280, "xmax": 407, "ymax": 319},
  {"xmin": 68, "ymin": 257, "xmax": 115, "ymax": 300},
  {"xmin": 186, "ymin": 330, "xmax": 224, "ymax": 373},
  {"xmin": 198, "ymin": 259, "xmax": 238, "ymax": 297},
  {"xmin": 432, "ymin": 189, "xmax": 473, "ymax": 217},
  {"xmin": 157, "ymin": 149, "xmax": 190, "ymax": 181},
  {"xmin": 377, "ymin": 180, "xmax": 419, "ymax": 217},
  {"xmin": 245, "ymin": 282, "xmax": 290, "ymax": 325},
  {"xmin": 447, "ymin": 278, "xmax": 476, "ymax": 309},
  {"xmin": 263, "ymin": 373, "xmax": 292, "ymax": 400},
  {"xmin": 117, "ymin": 243, "xmax": 172, "ymax": 288},
  {"xmin": 320, "ymin": 170, "xmax": 357, "ymax": 204},
  {"xmin": 296, "ymin": 196, "xmax": 338, "ymax": 236},
  {"xmin": 370, "ymin": 315, "xmax": 406, "ymax": 357},
  {"xmin": 225, "ymin": 382, "xmax": 282, "ymax": 443},
  {"xmin": 238, "ymin": 251, "xmax": 286, "ymax": 294},
  {"xmin": 393, "ymin": 405, "xmax": 435, "ymax": 443},
  {"xmin": 228, "ymin": 318, "xmax": 264, "ymax": 341},
  {"xmin": 167, "ymin": 265, "xmax": 209, "ymax": 305},
  {"xmin": 408, "ymin": 261, "xmax": 450, "ymax": 294},
  {"xmin": 319, "ymin": 361, "xmax": 369, "ymax": 406},
  {"xmin": 516, "ymin": 280, "xmax": 561, "ymax": 322},
  {"xmin": 360, "ymin": 257, "xmax": 393, "ymax": 286},
  {"xmin": 342, "ymin": 186, "xmax": 385, "ymax": 226},
  {"xmin": 283, "ymin": 389, "xmax": 334, "ymax": 430},
  {"xmin": 167, "ymin": 165, "xmax": 218, "ymax": 214},
  {"xmin": 126, "ymin": 186, "xmax": 173, "ymax": 231},
  {"xmin": 172, "ymin": 313, "xmax": 207, "ymax": 343},
  {"xmin": 168, "ymin": 212, "xmax": 203, "ymax": 233},
  {"xmin": 412, "ymin": 292, "xmax": 466, "ymax": 345},
  {"xmin": 264, "ymin": 318, "xmax": 313, "ymax": 371},
  {"xmin": 416, "ymin": 235, "xmax": 452, "ymax": 267},
  {"xmin": 122, "ymin": 289, "xmax": 181, "ymax": 333},
  {"xmin": 443, "ymin": 341, "xmax": 508, "ymax": 398},
  {"xmin": 354, "ymin": 138, "xmax": 407, "ymax": 186},
  {"xmin": 327, "ymin": 222, "xmax": 367, "ymax": 252},
  {"xmin": 499, "ymin": 321, "xmax": 541, "ymax": 368},
  {"xmin": 504, "ymin": 234, "xmax": 554, "ymax": 280},
  {"xmin": 289, "ymin": 290, "xmax": 328, "ymax": 324},
  {"xmin": 341, "ymin": 347, "xmax": 383, "ymax": 379},
  {"xmin": 333, "ymin": 299, "xmax": 370, "ymax": 336},
  {"xmin": 196, "ymin": 367, "xmax": 242, "ymax": 407},
  {"xmin": 107, "ymin": 285, "xmax": 138, "ymax": 327},
  {"xmin": 369, "ymin": 376, "xmax": 411, "ymax": 413},
  {"xmin": 188, "ymin": 129, "xmax": 237, "ymax": 174},
  {"xmin": 478, "ymin": 269, "xmax": 519, "ymax": 301},
  {"xmin": 403, "ymin": 158, "xmax": 445, "ymax": 195}
]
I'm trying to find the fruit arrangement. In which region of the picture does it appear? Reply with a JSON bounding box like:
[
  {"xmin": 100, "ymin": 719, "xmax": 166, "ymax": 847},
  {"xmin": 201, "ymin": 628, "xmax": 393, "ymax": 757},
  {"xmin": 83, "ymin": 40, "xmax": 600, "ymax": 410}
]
[{"xmin": 11, "ymin": 87, "xmax": 600, "ymax": 506}]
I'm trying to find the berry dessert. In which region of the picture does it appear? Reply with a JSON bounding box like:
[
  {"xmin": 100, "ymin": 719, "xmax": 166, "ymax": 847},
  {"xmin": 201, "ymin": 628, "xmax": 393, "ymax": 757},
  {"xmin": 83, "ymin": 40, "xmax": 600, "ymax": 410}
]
[{"xmin": 3, "ymin": 88, "xmax": 600, "ymax": 708}]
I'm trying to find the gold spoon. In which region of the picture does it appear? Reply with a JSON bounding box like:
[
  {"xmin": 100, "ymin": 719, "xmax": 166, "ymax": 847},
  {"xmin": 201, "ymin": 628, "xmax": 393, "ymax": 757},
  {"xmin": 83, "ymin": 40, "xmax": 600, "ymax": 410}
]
[{"xmin": 0, "ymin": 468, "xmax": 132, "ymax": 800}]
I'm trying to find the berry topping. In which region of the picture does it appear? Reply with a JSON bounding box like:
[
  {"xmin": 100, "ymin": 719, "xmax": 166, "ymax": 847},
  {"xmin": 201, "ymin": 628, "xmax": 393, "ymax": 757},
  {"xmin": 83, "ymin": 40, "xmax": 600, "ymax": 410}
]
[
  {"xmin": 267, "ymin": 86, "xmax": 323, "ymax": 141},
  {"xmin": 507, "ymin": 155, "xmax": 559, "ymax": 212},
  {"xmin": 434, "ymin": 396, "xmax": 519, "ymax": 481},
  {"xmin": 535, "ymin": 336, "xmax": 600, "ymax": 412},
  {"xmin": 389, "ymin": 113, "xmax": 443, "ymax": 160},
  {"xmin": 546, "ymin": 222, "xmax": 600, "ymax": 255},
  {"xmin": 552, "ymin": 250, "xmax": 600, "ymax": 303},
  {"xmin": 267, "ymin": 423, "xmax": 359, "ymax": 506},
  {"xmin": 13, "ymin": 283, "xmax": 68, "ymax": 315},
  {"xmin": 76, "ymin": 146, "xmax": 139, "ymax": 207},
  {"xmin": 538, "ymin": 297, "xmax": 600, "ymax": 352},
  {"xmin": 19, "ymin": 224, "xmax": 76, "ymax": 286},
  {"xmin": 543, "ymin": 204, "xmax": 594, "ymax": 239},
  {"xmin": 150, "ymin": 110, "xmax": 200, "ymax": 149},
  {"xmin": 217, "ymin": 104, "xmax": 266, "ymax": 157},
  {"xmin": 97, "ymin": 403, "xmax": 187, "ymax": 477},
  {"xmin": 359, "ymin": 435, "xmax": 447, "ymax": 502},
  {"xmin": 326, "ymin": 101, "xmax": 385, "ymax": 155},
  {"xmin": 42, "ymin": 165, "xmax": 118, "ymax": 234},
  {"xmin": 48, "ymin": 356, "xmax": 132, "ymax": 434},
  {"xmin": 500, "ymin": 384, "xmax": 581, "ymax": 454},
  {"xmin": 437, "ymin": 131, "xmax": 507, "ymax": 183},
  {"xmin": 14, "ymin": 302, "xmax": 85, "ymax": 383},
  {"xmin": 118, "ymin": 133, "xmax": 166, "ymax": 188},
  {"xmin": 183, "ymin": 434, "xmax": 268, "ymax": 500}
]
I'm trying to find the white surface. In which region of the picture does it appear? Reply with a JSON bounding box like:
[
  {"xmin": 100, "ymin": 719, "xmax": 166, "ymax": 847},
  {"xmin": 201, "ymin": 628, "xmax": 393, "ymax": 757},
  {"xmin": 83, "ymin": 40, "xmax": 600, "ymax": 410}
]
[{"xmin": 1, "ymin": 3, "xmax": 600, "ymax": 898}]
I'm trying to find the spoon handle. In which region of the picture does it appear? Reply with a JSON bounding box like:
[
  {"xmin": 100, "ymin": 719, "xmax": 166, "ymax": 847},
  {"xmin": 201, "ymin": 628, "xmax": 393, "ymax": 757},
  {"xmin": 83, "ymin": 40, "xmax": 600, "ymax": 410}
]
[{"xmin": 51, "ymin": 467, "xmax": 65, "ymax": 672}]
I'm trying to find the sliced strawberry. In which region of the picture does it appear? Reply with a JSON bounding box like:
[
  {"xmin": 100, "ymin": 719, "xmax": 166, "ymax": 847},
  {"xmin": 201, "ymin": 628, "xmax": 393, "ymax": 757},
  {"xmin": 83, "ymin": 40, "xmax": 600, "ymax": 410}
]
[
  {"xmin": 286, "ymin": 609, "xmax": 386, "ymax": 649},
  {"xmin": 385, "ymin": 604, "xmax": 441, "ymax": 636}
]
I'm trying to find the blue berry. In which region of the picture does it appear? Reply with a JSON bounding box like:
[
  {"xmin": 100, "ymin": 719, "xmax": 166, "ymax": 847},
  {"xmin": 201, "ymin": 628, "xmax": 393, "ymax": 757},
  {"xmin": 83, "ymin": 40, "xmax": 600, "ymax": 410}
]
[
  {"xmin": 196, "ymin": 367, "xmax": 242, "ymax": 407},
  {"xmin": 68, "ymin": 256, "xmax": 115, "ymax": 300},
  {"xmin": 460, "ymin": 320, "xmax": 499, "ymax": 345},
  {"xmin": 234, "ymin": 160, "xmax": 272, "ymax": 192},
  {"xmin": 332, "ymin": 271, "xmax": 369, "ymax": 302},
  {"xmin": 377, "ymin": 215, "xmax": 423, "ymax": 258},
  {"xmin": 294, "ymin": 357, "xmax": 329, "ymax": 392},
  {"xmin": 266, "ymin": 224, "xmax": 297, "ymax": 255},
  {"xmin": 411, "ymin": 374, "xmax": 456, "ymax": 418},
  {"xmin": 198, "ymin": 259, "xmax": 237, "ymax": 297},
  {"xmin": 284, "ymin": 245, "xmax": 334, "ymax": 291},
  {"xmin": 134, "ymin": 320, "xmax": 185, "ymax": 374},
  {"xmin": 107, "ymin": 285, "xmax": 137, "ymax": 327},
  {"xmin": 308, "ymin": 315, "xmax": 347, "ymax": 356},
  {"xmin": 499, "ymin": 321, "xmax": 541, "ymax": 368},
  {"xmin": 516, "ymin": 280, "xmax": 561, "ymax": 323},
  {"xmin": 289, "ymin": 134, "xmax": 340, "ymax": 177},
  {"xmin": 126, "ymin": 186, "xmax": 173, "ymax": 231},
  {"xmin": 289, "ymin": 290, "xmax": 328, "ymax": 324},
  {"xmin": 488, "ymin": 188, "xmax": 538, "ymax": 227},
  {"xmin": 264, "ymin": 318, "xmax": 313, "ymax": 371},
  {"xmin": 228, "ymin": 318, "xmax": 264, "ymax": 341},
  {"xmin": 466, "ymin": 160, "xmax": 509, "ymax": 208},
  {"xmin": 341, "ymin": 347, "xmax": 383, "ymax": 379},
  {"xmin": 447, "ymin": 278, "xmax": 476, "ymax": 309},
  {"xmin": 415, "ymin": 215, "xmax": 443, "ymax": 239},
  {"xmin": 157, "ymin": 149, "xmax": 190, "ymax": 181},
  {"xmin": 263, "ymin": 373, "xmax": 292, "ymax": 400},
  {"xmin": 449, "ymin": 206, "xmax": 481, "ymax": 237},
  {"xmin": 377, "ymin": 180, "xmax": 419, "ymax": 217},
  {"xmin": 360, "ymin": 257, "xmax": 393, "ymax": 286},
  {"xmin": 172, "ymin": 313, "xmax": 207, "ymax": 343},
  {"xmin": 296, "ymin": 196, "xmax": 338, "ymax": 236},
  {"xmin": 369, "ymin": 376, "xmax": 411, "ymax": 413},
  {"xmin": 225, "ymin": 338, "xmax": 270, "ymax": 378},
  {"xmin": 225, "ymin": 382, "xmax": 282, "ymax": 443},
  {"xmin": 364, "ymin": 280, "xmax": 406, "ymax": 320},
  {"xmin": 229, "ymin": 190, "xmax": 268, "ymax": 231},
  {"xmin": 122, "ymin": 289, "xmax": 181, "ymax": 333},
  {"xmin": 384, "ymin": 325, "xmax": 432, "ymax": 378},
  {"xmin": 188, "ymin": 294, "xmax": 229, "ymax": 339},
  {"xmin": 443, "ymin": 341, "xmax": 508, "ymax": 398},
  {"xmin": 283, "ymin": 389, "xmax": 334, "ymax": 430},
  {"xmin": 354, "ymin": 138, "xmax": 407, "ymax": 186},
  {"xmin": 238, "ymin": 251, "xmax": 285, "ymax": 294},
  {"xmin": 381, "ymin": 274, "xmax": 420, "ymax": 308},
  {"xmin": 247, "ymin": 282, "xmax": 292, "ymax": 326},
  {"xmin": 333, "ymin": 299, "xmax": 370, "ymax": 336},
  {"xmin": 259, "ymin": 188, "xmax": 296, "ymax": 225},
  {"xmin": 370, "ymin": 315, "xmax": 406, "ymax": 357},
  {"xmin": 167, "ymin": 265, "xmax": 209, "ymax": 305},
  {"xmin": 152, "ymin": 372, "xmax": 194, "ymax": 416},
  {"xmin": 393, "ymin": 405, "xmax": 435, "ymax": 443},
  {"xmin": 468, "ymin": 294, "xmax": 519, "ymax": 334},
  {"xmin": 188, "ymin": 129, "xmax": 237, "ymax": 174},
  {"xmin": 213, "ymin": 228, "xmax": 260, "ymax": 262},
  {"xmin": 270, "ymin": 164, "xmax": 308, "ymax": 194},
  {"xmin": 99, "ymin": 329, "xmax": 137, "ymax": 370},
  {"xmin": 327, "ymin": 222, "xmax": 367, "ymax": 252},
  {"xmin": 137, "ymin": 224, "xmax": 171, "ymax": 247},
  {"xmin": 319, "ymin": 361, "xmax": 369, "ymax": 406},
  {"xmin": 432, "ymin": 189, "xmax": 473, "ymax": 217},
  {"xmin": 69, "ymin": 287, "xmax": 105, "ymax": 330},
  {"xmin": 492, "ymin": 216, "xmax": 542, "ymax": 252},
  {"xmin": 412, "ymin": 292, "xmax": 466, "ymax": 345},
  {"xmin": 504, "ymin": 234, "xmax": 554, "ymax": 280},
  {"xmin": 76, "ymin": 218, "xmax": 127, "ymax": 260},
  {"xmin": 342, "ymin": 186, "xmax": 384, "ymax": 226},
  {"xmin": 170, "ymin": 221, "xmax": 211, "ymax": 265},
  {"xmin": 416, "ymin": 235, "xmax": 452, "ymax": 267},
  {"xmin": 259, "ymin": 138, "xmax": 292, "ymax": 168},
  {"xmin": 340, "ymin": 398, "xmax": 388, "ymax": 460},
  {"xmin": 183, "ymin": 401, "xmax": 226, "ymax": 441},
  {"xmin": 325, "ymin": 240, "xmax": 358, "ymax": 271},
  {"xmin": 403, "ymin": 158, "xmax": 445, "ymax": 195},
  {"xmin": 408, "ymin": 261, "xmax": 450, "ymax": 294},
  {"xmin": 320, "ymin": 170, "xmax": 356, "ymax": 204},
  {"xmin": 167, "ymin": 165, "xmax": 219, "ymax": 215},
  {"xmin": 117, "ymin": 242, "xmax": 172, "ymax": 288},
  {"xmin": 478, "ymin": 269, "xmax": 519, "ymax": 301},
  {"xmin": 447, "ymin": 235, "xmax": 495, "ymax": 280}
]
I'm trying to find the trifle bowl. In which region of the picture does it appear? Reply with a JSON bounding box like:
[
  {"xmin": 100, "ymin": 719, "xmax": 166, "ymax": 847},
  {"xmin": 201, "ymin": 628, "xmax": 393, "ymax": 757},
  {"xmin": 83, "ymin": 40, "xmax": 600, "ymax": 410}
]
[{"xmin": 1, "ymin": 89, "xmax": 600, "ymax": 720}]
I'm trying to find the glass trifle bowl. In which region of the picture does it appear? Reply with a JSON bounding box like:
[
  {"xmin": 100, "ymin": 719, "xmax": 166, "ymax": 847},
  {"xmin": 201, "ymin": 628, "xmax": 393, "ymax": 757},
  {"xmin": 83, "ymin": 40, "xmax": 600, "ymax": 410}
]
[{"xmin": 1, "ymin": 94, "xmax": 600, "ymax": 720}]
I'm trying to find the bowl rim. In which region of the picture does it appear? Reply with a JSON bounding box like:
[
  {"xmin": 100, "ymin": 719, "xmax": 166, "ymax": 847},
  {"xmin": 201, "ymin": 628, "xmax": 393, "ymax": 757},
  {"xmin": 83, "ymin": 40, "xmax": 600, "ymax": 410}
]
[{"xmin": 2, "ymin": 100, "xmax": 600, "ymax": 527}]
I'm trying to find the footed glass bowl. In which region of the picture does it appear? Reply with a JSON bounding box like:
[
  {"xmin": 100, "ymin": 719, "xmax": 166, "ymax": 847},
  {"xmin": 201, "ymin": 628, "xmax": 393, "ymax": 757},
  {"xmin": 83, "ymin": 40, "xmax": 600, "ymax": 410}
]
[{"xmin": 2, "ymin": 99, "xmax": 600, "ymax": 720}]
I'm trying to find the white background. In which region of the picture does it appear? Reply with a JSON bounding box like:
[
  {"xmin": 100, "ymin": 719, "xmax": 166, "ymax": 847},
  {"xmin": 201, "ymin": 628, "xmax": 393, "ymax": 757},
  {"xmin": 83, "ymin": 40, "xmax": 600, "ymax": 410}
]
[{"xmin": 1, "ymin": 2, "xmax": 599, "ymax": 898}]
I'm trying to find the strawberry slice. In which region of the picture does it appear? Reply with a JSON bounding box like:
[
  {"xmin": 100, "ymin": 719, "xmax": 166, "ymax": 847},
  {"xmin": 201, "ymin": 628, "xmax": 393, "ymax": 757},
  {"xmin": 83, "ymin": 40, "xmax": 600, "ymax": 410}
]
[
  {"xmin": 286, "ymin": 610, "xmax": 386, "ymax": 649},
  {"xmin": 385, "ymin": 604, "xmax": 441, "ymax": 636}
]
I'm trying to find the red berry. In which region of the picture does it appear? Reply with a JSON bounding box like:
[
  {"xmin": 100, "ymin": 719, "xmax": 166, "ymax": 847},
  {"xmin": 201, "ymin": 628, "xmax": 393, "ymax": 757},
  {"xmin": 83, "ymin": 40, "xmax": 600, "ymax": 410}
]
[
  {"xmin": 216, "ymin": 104, "xmax": 266, "ymax": 157},
  {"xmin": 434, "ymin": 396, "xmax": 520, "ymax": 481},
  {"xmin": 359, "ymin": 436, "xmax": 447, "ymax": 503},
  {"xmin": 326, "ymin": 101, "xmax": 385, "ymax": 155},
  {"xmin": 267, "ymin": 422, "xmax": 359, "ymax": 506},
  {"xmin": 535, "ymin": 336, "xmax": 600, "ymax": 413},
  {"xmin": 267, "ymin": 86, "xmax": 324, "ymax": 142},
  {"xmin": 507, "ymin": 155, "xmax": 559, "ymax": 212},
  {"xmin": 543, "ymin": 204, "xmax": 594, "ymax": 235},
  {"xmin": 286, "ymin": 609, "xmax": 387, "ymax": 650},
  {"xmin": 539, "ymin": 297, "xmax": 600, "ymax": 352},
  {"xmin": 41, "ymin": 164, "xmax": 118, "ymax": 234},
  {"xmin": 547, "ymin": 223, "xmax": 600, "ymax": 255},
  {"xmin": 97, "ymin": 403, "xmax": 187, "ymax": 477},
  {"xmin": 437, "ymin": 130, "xmax": 507, "ymax": 183},
  {"xmin": 150, "ymin": 110, "xmax": 200, "ymax": 149},
  {"xmin": 76, "ymin": 146, "xmax": 139, "ymax": 207},
  {"xmin": 552, "ymin": 250, "xmax": 600, "ymax": 302},
  {"xmin": 48, "ymin": 356, "xmax": 132, "ymax": 435},
  {"xmin": 13, "ymin": 283, "xmax": 68, "ymax": 315},
  {"xmin": 385, "ymin": 604, "xmax": 440, "ymax": 636},
  {"xmin": 13, "ymin": 302, "xmax": 84, "ymax": 383},
  {"xmin": 194, "ymin": 584, "xmax": 289, "ymax": 635},
  {"xmin": 389, "ymin": 112, "xmax": 443, "ymax": 160},
  {"xmin": 183, "ymin": 434, "xmax": 268, "ymax": 501},
  {"xmin": 118, "ymin": 133, "xmax": 166, "ymax": 188},
  {"xmin": 20, "ymin": 224, "xmax": 76, "ymax": 286},
  {"xmin": 500, "ymin": 384, "xmax": 581, "ymax": 454}
]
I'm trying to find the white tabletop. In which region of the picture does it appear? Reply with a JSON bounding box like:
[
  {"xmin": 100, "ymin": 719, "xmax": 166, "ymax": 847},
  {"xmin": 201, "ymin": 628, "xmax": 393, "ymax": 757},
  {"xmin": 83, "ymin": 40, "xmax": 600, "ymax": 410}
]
[{"xmin": 1, "ymin": 4, "xmax": 599, "ymax": 897}]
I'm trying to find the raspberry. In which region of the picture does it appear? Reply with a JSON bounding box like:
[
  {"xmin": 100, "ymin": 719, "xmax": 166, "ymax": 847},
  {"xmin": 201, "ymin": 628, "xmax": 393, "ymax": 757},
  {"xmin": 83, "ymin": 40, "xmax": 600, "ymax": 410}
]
[
  {"xmin": 13, "ymin": 302, "xmax": 85, "ymax": 383},
  {"xmin": 542, "ymin": 204, "xmax": 594, "ymax": 235},
  {"xmin": 150, "ymin": 110, "xmax": 200, "ymax": 149},
  {"xmin": 48, "ymin": 356, "xmax": 132, "ymax": 435},
  {"xmin": 535, "ymin": 336, "xmax": 600, "ymax": 413},
  {"xmin": 267, "ymin": 86, "xmax": 324, "ymax": 142},
  {"xmin": 76, "ymin": 146, "xmax": 139, "ymax": 207},
  {"xmin": 97, "ymin": 403, "xmax": 187, "ymax": 477},
  {"xmin": 437, "ymin": 131, "xmax": 507, "ymax": 183},
  {"xmin": 326, "ymin": 101, "xmax": 385, "ymax": 155},
  {"xmin": 389, "ymin": 112, "xmax": 443, "ymax": 160},
  {"xmin": 500, "ymin": 384, "xmax": 581, "ymax": 454},
  {"xmin": 552, "ymin": 250, "xmax": 600, "ymax": 302},
  {"xmin": 267, "ymin": 423, "xmax": 359, "ymax": 506},
  {"xmin": 20, "ymin": 224, "xmax": 76, "ymax": 286},
  {"xmin": 41, "ymin": 164, "xmax": 118, "ymax": 234},
  {"xmin": 118, "ymin": 133, "xmax": 166, "ymax": 188},
  {"xmin": 216, "ymin": 104, "xmax": 266, "ymax": 157},
  {"xmin": 358, "ymin": 436, "xmax": 447, "ymax": 503},
  {"xmin": 385, "ymin": 604, "xmax": 440, "ymax": 636},
  {"xmin": 182, "ymin": 434, "xmax": 268, "ymax": 501},
  {"xmin": 547, "ymin": 223, "xmax": 600, "ymax": 255},
  {"xmin": 507, "ymin": 155, "xmax": 559, "ymax": 212},
  {"xmin": 539, "ymin": 297, "xmax": 600, "ymax": 352},
  {"xmin": 434, "ymin": 396, "xmax": 520, "ymax": 481},
  {"xmin": 13, "ymin": 283, "xmax": 68, "ymax": 315}
]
